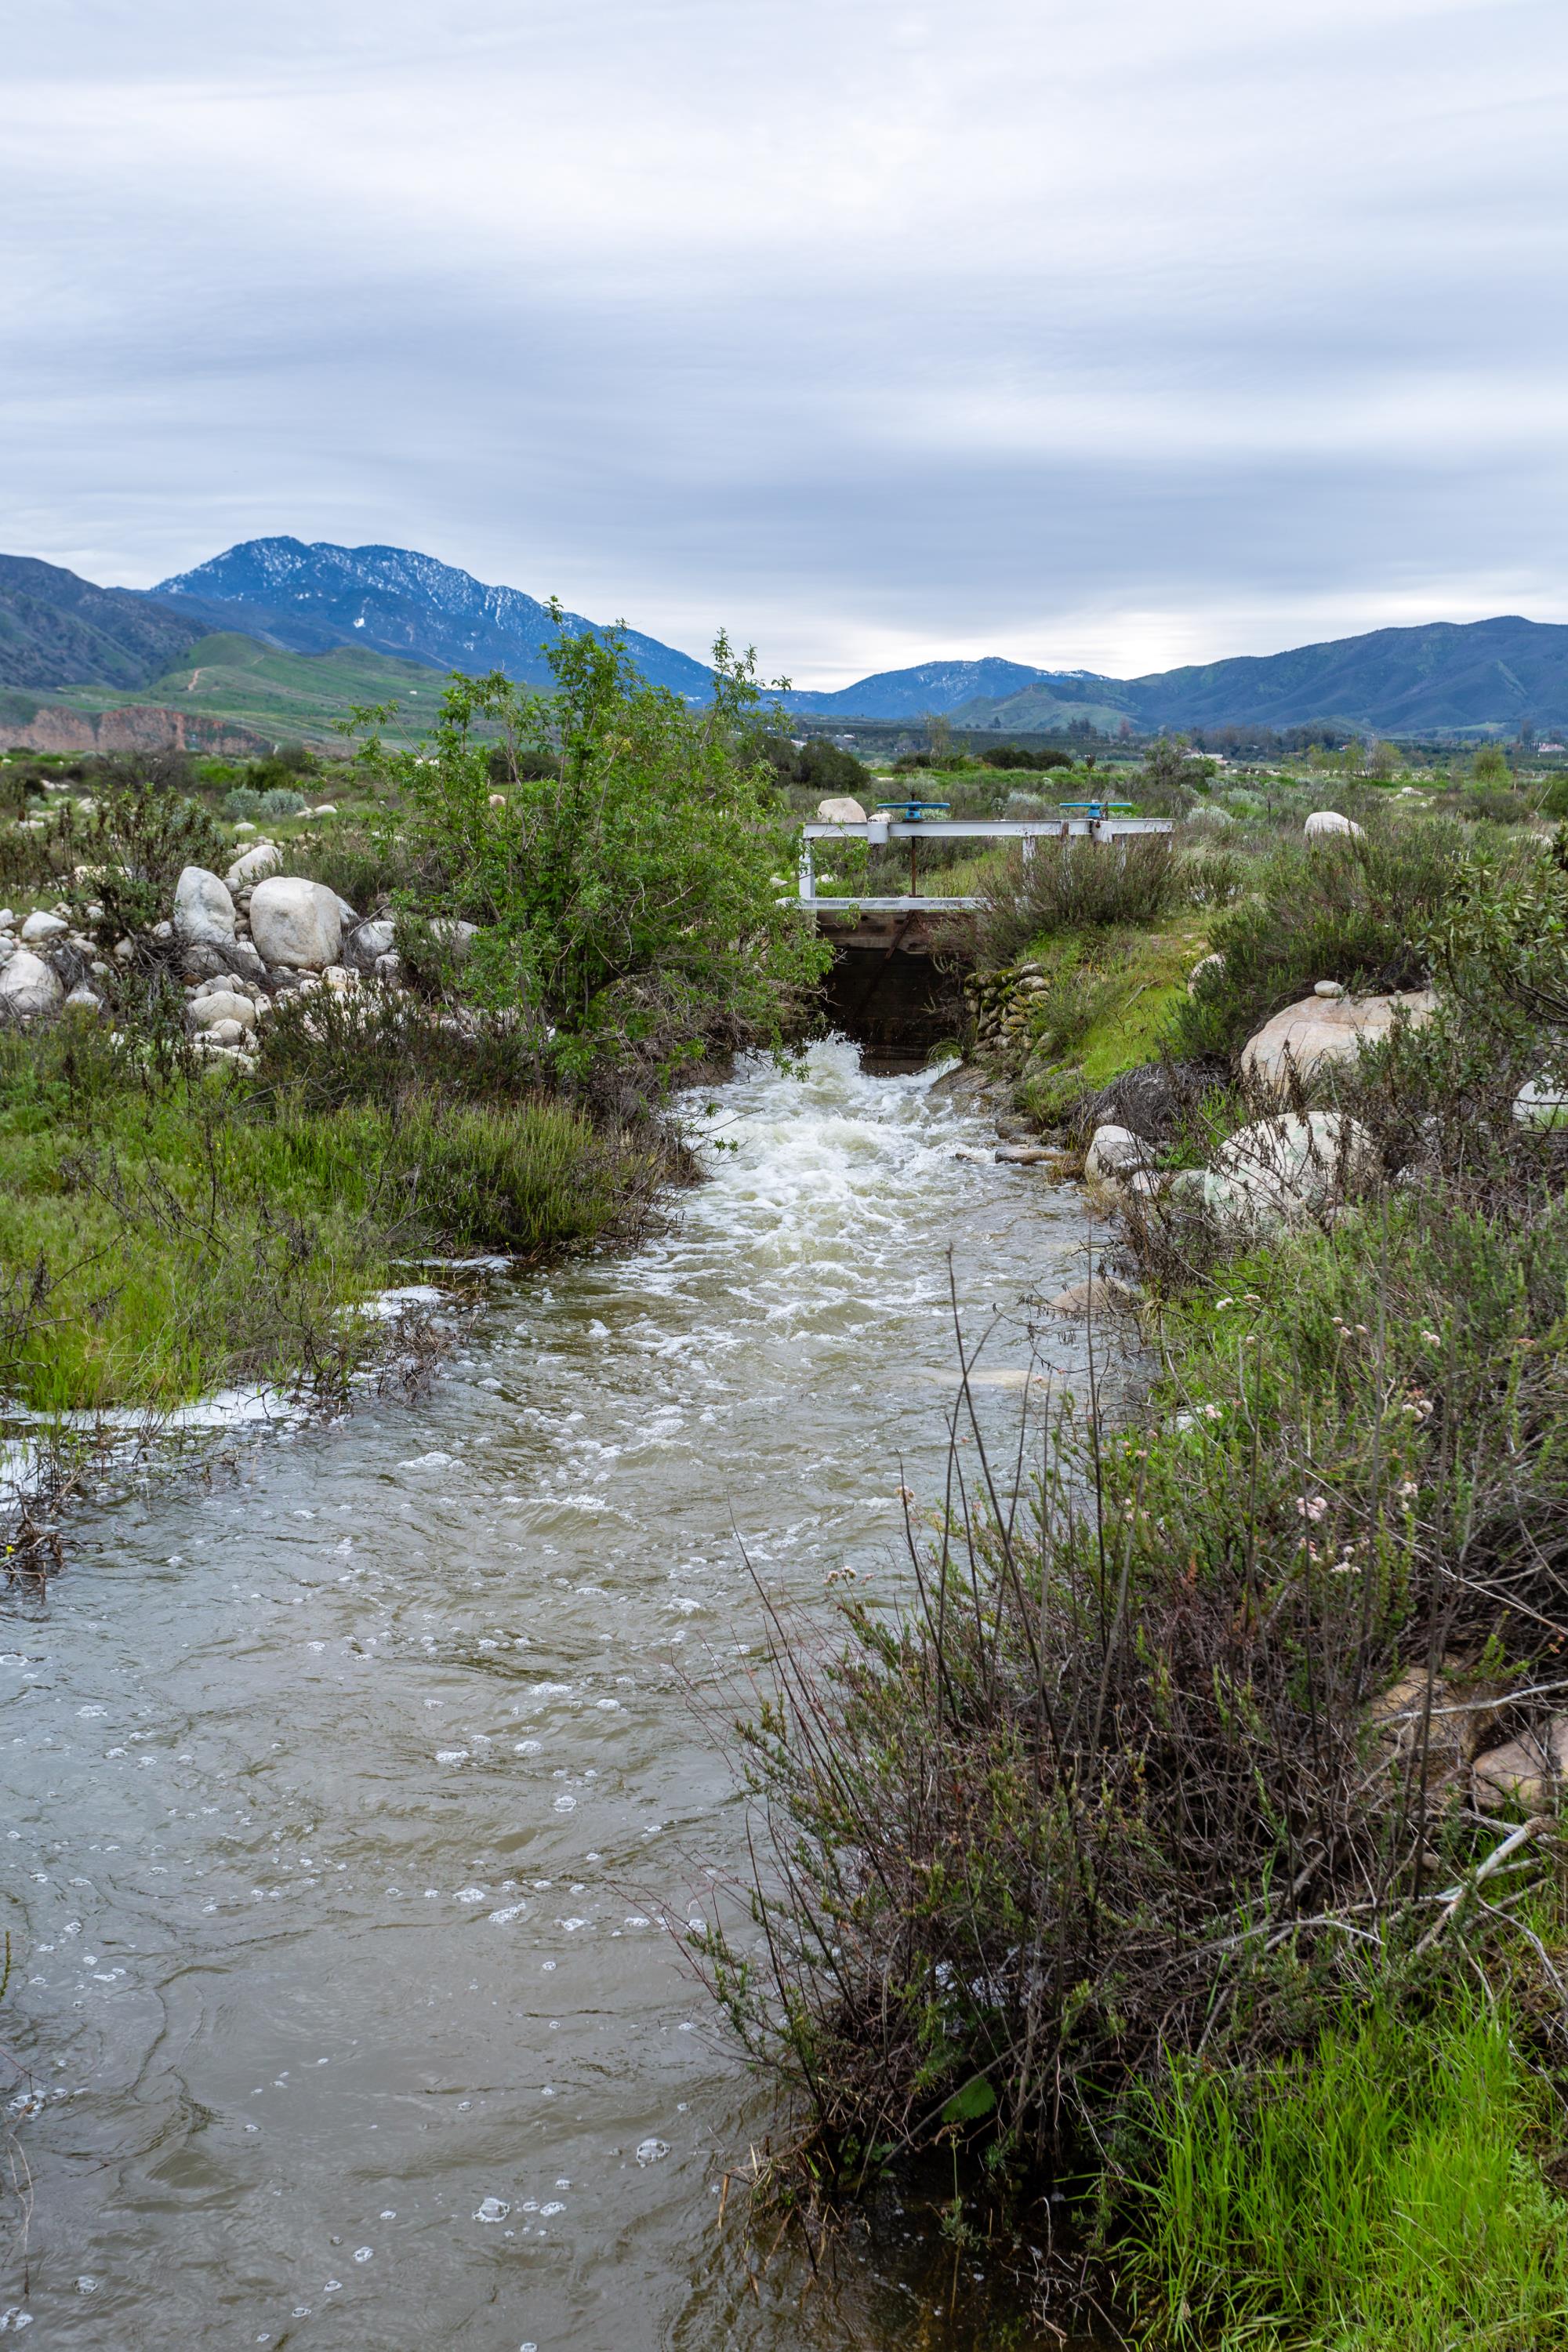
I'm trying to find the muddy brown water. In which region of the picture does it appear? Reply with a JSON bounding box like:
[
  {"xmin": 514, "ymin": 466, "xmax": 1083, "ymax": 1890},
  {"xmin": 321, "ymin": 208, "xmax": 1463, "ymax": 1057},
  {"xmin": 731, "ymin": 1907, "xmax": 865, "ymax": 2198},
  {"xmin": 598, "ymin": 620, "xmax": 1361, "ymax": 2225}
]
[{"xmin": 2, "ymin": 1042, "xmax": 1112, "ymax": 2350}]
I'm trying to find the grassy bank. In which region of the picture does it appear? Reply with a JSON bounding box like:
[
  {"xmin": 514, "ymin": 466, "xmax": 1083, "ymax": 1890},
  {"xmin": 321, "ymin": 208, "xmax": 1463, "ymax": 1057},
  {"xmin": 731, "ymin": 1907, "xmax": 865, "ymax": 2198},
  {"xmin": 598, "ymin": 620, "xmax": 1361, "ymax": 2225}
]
[
  {"xmin": 0, "ymin": 1021, "xmax": 655, "ymax": 1413},
  {"xmin": 1120, "ymin": 1992, "xmax": 1568, "ymax": 2350},
  {"xmin": 698, "ymin": 798, "xmax": 1568, "ymax": 2345}
]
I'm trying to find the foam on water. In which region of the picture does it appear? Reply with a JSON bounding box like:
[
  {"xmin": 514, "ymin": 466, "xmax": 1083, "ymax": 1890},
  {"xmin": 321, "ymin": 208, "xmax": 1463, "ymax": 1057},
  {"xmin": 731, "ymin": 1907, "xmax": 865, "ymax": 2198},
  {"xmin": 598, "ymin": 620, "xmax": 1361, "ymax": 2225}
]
[{"xmin": 0, "ymin": 1041, "xmax": 1105, "ymax": 2351}]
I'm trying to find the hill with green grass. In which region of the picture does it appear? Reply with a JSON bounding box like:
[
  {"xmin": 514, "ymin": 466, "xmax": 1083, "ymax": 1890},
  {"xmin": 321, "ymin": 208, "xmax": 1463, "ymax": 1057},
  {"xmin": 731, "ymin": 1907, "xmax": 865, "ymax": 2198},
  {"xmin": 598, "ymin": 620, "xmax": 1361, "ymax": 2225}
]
[{"xmin": 30, "ymin": 632, "xmax": 449, "ymax": 746}]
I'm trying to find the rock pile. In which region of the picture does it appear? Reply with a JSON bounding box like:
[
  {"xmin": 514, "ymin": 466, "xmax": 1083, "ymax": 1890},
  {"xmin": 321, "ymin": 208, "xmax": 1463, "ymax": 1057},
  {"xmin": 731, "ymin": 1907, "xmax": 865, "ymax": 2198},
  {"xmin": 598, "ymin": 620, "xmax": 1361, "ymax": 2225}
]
[
  {"xmin": 0, "ymin": 857, "xmax": 414, "ymax": 1054},
  {"xmin": 1076, "ymin": 1065, "xmax": 1381, "ymax": 1245},
  {"xmin": 0, "ymin": 901, "xmax": 109, "ymax": 1021},
  {"xmin": 966, "ymin": 962, "xmax": 1052, "ymax": 1049}
]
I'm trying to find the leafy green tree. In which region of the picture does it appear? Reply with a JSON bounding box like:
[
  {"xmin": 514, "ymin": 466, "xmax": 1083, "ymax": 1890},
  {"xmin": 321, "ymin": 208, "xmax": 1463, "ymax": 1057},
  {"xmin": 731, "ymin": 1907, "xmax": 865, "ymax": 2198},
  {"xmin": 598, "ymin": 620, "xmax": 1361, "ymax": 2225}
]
[
  {"xmin": 370, "ymin": 618, "xmax": 831, "ymax": 1086},
  {"xmin": 1472, "ymin": 742, "xmax": 1512, "ymax": 786}
]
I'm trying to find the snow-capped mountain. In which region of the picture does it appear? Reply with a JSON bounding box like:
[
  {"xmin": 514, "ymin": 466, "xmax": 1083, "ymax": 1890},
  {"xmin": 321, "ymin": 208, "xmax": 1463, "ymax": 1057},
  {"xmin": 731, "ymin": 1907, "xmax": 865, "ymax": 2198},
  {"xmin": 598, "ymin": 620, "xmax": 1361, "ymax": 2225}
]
[{"xmin": 143, "ymin": 538, "xmax": 717, "ymax": 699}]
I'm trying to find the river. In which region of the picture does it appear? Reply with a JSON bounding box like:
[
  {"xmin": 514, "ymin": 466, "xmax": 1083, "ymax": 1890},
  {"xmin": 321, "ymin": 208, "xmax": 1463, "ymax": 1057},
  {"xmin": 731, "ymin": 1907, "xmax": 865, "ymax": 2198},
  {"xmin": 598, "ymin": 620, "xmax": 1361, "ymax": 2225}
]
[{"xmin": 1, "ymin": 1040, "xmax": 1106, "ymax": 2350}]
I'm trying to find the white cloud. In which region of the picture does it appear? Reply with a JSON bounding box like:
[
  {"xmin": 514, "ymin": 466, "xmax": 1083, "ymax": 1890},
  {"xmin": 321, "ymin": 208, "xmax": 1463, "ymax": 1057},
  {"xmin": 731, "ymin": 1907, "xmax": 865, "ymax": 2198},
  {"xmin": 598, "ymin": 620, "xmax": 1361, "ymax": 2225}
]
[{"xmin": 2, "ymin": 0, "xmax": 1566, "ymax": 680}]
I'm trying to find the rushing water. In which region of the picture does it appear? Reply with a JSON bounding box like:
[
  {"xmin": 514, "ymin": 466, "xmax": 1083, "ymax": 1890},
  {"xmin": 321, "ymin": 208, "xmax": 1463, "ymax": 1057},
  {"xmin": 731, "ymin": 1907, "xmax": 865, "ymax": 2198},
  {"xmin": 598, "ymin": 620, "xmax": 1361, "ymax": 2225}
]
[{"xmin": 1, "ymin": 1042, "xmax": 1109, "ymax": 2350}]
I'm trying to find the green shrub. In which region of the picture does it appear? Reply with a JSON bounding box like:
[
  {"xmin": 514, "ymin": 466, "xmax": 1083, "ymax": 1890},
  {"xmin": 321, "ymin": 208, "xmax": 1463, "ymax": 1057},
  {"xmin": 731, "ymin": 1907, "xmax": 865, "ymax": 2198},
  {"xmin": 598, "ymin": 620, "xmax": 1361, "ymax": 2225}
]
[
  {"xmin": 359, "ymin": 622, "xmax": 830, "ymax": 1087},
  {"xmin": 0, "ymin": 804, "xmax": 76, "ymax": 898},
  {"xmin": 253, "ymin": 985, "xmax": 550, "ymax": 1112},
  {"xmin": 978, "ymin": 745, "xmax": 1073, "ymax": 772},
  {"xmin": 281, "ymin": 819, "xmax": 432, "ymax": 914},
  {"xmin": 1181, "ymin": 842, "xmax": 1247, "ymax": 908},
  {"xmin": 64, "ymin": 758, "xmax": 227, "ymax": 939},
  {"xmin": 224, "ymin": 786, "xmax": 264, "ymax": 822},
  {"xmin": 258, "ymin": 785, "xmax": 307, "ymax": 819},
  {"xmin": 975, "ymin": 832, "xmax": 1178, "ymax": 962},
  {"xmin": 1173, "ymin": 818, "xmax": 1490, "ymax": 1062}
]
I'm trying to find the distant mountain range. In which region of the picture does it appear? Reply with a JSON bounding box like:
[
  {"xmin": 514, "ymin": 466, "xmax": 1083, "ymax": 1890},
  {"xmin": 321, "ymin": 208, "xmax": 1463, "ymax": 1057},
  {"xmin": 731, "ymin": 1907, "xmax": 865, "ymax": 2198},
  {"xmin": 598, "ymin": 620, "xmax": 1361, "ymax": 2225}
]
[
  {"xmin": 1, "ymin": 538, "xmax": 1565, "ymax": 741},
  {"xmin": 785, "ymin": 619, "xmax": 1568, "ymax": 735}
]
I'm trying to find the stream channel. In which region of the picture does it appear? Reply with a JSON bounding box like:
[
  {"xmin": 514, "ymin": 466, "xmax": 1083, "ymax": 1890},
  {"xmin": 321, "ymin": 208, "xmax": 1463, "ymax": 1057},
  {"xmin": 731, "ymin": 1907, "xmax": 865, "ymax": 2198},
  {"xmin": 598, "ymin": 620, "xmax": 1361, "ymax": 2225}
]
[{"xmin": 2, "ymin": 1040, "xmax": 1110, "ymax": 2351}]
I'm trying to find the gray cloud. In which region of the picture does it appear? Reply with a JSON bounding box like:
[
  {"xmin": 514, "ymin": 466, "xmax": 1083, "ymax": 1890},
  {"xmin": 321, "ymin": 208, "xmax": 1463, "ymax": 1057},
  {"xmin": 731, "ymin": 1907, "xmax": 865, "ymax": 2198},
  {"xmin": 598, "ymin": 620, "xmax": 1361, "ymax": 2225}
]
[{"xmin": 2, "ymin": 0, "xmax": 1565, "ymax": 681}]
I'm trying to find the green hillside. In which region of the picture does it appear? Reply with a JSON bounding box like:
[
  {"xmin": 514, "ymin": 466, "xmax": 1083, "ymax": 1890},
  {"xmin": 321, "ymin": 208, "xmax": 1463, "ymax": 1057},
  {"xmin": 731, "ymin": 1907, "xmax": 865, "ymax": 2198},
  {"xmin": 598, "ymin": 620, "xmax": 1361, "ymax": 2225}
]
[{"xmin": 48, "ymin": 633, "xmax": 449, "ymax": 745}]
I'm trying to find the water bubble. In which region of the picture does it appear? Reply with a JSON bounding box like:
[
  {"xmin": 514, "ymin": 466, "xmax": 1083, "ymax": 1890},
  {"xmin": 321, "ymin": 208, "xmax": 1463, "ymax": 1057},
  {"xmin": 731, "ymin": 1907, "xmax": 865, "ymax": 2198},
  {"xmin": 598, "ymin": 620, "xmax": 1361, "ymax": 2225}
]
[
  {"xmin": 539, "ymin": 2201, "xmax": 564, "ymax": 2217},
  {"xmin": 353, "ymin": 2245, "xmax": 372, "ymax": 2263},
  {"xmin": 636, "ymin": 2138, "xmax": 670, "ymax": 2165},
  {"xmin": 474, "ymin": 2197, "xmax": 510, "ymax": 2223}
]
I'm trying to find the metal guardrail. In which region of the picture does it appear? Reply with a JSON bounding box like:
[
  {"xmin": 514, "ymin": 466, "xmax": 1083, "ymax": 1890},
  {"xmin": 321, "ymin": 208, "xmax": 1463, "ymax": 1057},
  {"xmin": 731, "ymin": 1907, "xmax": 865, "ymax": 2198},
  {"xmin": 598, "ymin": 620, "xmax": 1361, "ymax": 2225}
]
[{"xmin": 796, "ymin": 812, "xmax": 1173, "ymax": 912}]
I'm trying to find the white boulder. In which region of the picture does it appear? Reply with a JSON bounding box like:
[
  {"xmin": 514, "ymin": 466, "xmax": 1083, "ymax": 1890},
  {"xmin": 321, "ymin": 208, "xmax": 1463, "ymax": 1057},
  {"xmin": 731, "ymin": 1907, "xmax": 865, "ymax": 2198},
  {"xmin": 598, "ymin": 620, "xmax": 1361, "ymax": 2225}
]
[
  {"xmin": 0, "ymin": 909, "xmax": 13, "ymax": 931},
  {"xmin": 1513, "ymin": 1077, "xmax": 1568, "ymax": 1130},
  {"xmin": 63, "ymin": 982, "xmax": 104, "ymax": 1015},
  {"xmin": 20, "ymin": 910, "xmax": 67, "ymax": 944},
  {"xmin": 1045, "ymin": 1274, "xmax": 1138, "ymax": 1317},
  {"xmin": 1214, "ymin": 1111, "xmax": 1377, "ymax": 1228},
  {"xmin": 1474, "ymin": 1718, "xmax": 1568, "ymax": 1813},
  {"xmin": 1083, "ymin": 1123, "xmax": 1148, "ymax": 1185},
  {"xmin": 186, "ymin": 989, "xmax": 257, "ymax": 1034},
  {"xmin": 816, "ymin": 797, "xmax": 867, "ymax": 825},
  {"xmin": 1241, "ymin": 989, "xmax": 1435, "ymax": 1094},
  {"xmin": 173, "ymin": 866, "xmax": 237, "ymax": 949},
  {"xmin": 224, "ymin": 840, "xmax": 284, "ymax": 891},
  {"xmin": 430, "ymin": 918, "xmax": 477, "ymax": 960},
  {"xmin": 0, "ymin": 948, "xmax": 65, "ymax": 1021},
  {"xmin": 1188, "ymin": 953, "xmax": 1225, "ymax": 996},
  {"xmin": 1304, "ymin": 809, "xmax": 1363, "ymax": 840},
  {"xmin": 1165, "ymin": 1166, "xmax": 1261, "ymax": 1234},
  {"xmin": 248, "ymin": 877, "xmax": 343, "ymax": 971},
  {"xmin": 344, "ymin": 917, "xmax": 397, "ymax": 971}
]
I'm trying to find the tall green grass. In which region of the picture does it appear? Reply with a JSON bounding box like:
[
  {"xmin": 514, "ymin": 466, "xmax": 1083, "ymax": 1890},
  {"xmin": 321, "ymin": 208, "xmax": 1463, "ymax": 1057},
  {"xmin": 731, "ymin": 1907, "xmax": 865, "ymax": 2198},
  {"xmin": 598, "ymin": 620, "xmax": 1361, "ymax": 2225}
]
[
  {"xmin": 0, "ymin": 1026, "xmax": 648, "ymax": 1410},
  {"xmin": 1120, "ymin": 1997, "xmax": 1568, "ymax": 2350}
]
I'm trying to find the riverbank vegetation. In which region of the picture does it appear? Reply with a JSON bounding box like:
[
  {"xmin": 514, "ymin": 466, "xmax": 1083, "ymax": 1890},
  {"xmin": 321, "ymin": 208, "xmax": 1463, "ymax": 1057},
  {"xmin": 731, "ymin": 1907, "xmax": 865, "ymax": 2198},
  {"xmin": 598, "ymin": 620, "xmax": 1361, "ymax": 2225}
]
[
  {"xmin": 0, "ymin": 626, "xmax": 827, "ymax": 1425},
  {"xmin": 0, "ymin": 1015, "xmax": 653, "ymax": 1412},
  {"xmin": 699, "ymin": 777, "xmax": 1568, "ymax": 2346}
]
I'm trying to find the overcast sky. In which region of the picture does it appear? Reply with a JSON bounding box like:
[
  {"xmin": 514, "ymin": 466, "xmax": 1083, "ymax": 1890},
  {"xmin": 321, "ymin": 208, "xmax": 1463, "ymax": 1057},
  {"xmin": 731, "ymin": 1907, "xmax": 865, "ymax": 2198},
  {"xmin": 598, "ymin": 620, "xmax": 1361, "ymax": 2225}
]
[{"xmin": 4, "ymin": 0, "xmax": 1565, "ymax": 683}]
